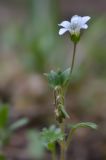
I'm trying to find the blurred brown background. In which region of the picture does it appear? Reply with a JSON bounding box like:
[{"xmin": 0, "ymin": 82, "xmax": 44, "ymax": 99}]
[{"xmin": 0, "ymin": 0, "xmax": 106, "ymax": 159}]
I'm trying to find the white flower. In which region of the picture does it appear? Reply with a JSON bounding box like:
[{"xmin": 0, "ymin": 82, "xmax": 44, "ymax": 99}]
[{"xmin": 58, "ymin": 15, "xmax": 91, "ymax": 36}]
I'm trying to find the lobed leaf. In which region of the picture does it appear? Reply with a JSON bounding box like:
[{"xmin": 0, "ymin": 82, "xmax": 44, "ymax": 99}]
[
  {"xmin": 41, "ymin": 125, "xmax": 64, "ymax": 149},
  {"xmin": 44, "ymin": 68, "xmax": 71, "ymax": 88}
]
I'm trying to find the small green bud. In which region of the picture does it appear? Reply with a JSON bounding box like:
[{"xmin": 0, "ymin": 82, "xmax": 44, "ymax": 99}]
[{"xmin": 70, "ymin": 33, "xmax": 80, "ymax": 43}]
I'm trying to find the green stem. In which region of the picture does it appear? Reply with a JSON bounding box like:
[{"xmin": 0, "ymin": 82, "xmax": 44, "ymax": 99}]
[
  {"xmin": 52, "ymin": 145, "xmax": 56, "ymax": 160},
  {"xmin": 65, "ymin": 42, "xmax": 77, "ymax": 92},
  {"xmin": 70, "ymin": 43, "xmax": 77, "ymax": 75},
  {"xmin": 65, "ymin": 43, "xmax": 77, "ymax": 150},
  {"xmin": 66, "ymin": 129, "xmax": 74, "ymax": 150},
  {"xmin": 59, "ymin": 122, "xmax": 66, "ymax": 160},
  {"xmin": 60, "ymin": 143, "xmax": 65, "ymax": 160}
]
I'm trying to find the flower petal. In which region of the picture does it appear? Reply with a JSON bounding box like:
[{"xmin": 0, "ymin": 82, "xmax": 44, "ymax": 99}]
[
  {"xmin": 59, "ymin": 28, "xmax": 68, "ymax": 35},
  {"xmin": 58, "ymin": 21, "xmax": 71, "ymax": 29},
  {"xmin": 82, "ymin": 24, "xmax": 88, "ymax": 29},
  {"xmin": 71, "ymin": 15, "xmax": 81, "ymax": 23},
  {"xmin": 82, "ymin": 16, "xmax": 91, "ymax": 24}
]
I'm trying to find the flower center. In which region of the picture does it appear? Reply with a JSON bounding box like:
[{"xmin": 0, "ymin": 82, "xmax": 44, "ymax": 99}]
[{"xmin": 71, "ymin": 21, "xmax": 80, "ymax": 31}]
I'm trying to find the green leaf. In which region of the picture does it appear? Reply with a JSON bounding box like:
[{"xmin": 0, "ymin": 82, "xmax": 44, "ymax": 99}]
[
  {"xmin": 48, "ymin": 142, "xmax": 55, "ymax": 152},
  {"xmin": 10, "ymin": 118, "xmax": 29, "ymax": 131},
  {"xmin": 67, "ymin": 122, "xmax": 98, "ymax": 146},
  {"xmin": 41, "ymin": 125, "xmax": 64, "ymax": 149},
  {"xmin": 45, "ymin": 68, "xmax": 71, "ymax": 88},
  {"xmin": 69, "ymin": 122, "xmax": 98, "ymax": 131},
  {"xmin": 44, "ymin": 70, "xmax": 57, "ymax": 88},
  {"xmin": 27, "ymin": 130, "xmax": 44, "ymax": 159},
  {"xmin": 0, "ymin": 104, "xmax": 9, "ymax": 128},
  {"xmin": 49, "ymin": 70, "xmax": 58, "ymax": 86},
  {"xmin": 61, "ymin": 106, "xmax": 70, "ymax": 119},
  {"xmin": 62, "ymin": 68, "xmax": 71, "ymax": 86}
]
